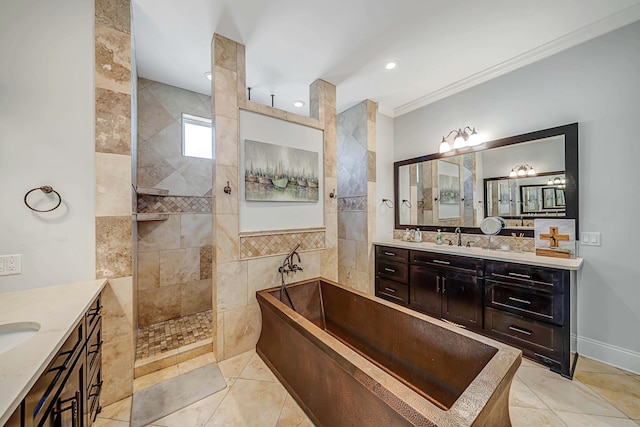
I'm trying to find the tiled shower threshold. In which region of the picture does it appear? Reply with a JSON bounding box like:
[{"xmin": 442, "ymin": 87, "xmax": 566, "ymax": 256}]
[{"xmin": 134, "ymin": 310, "xmax": 214, "ymax": 378}]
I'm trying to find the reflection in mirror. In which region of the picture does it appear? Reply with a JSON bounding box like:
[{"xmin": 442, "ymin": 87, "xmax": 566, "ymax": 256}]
[
  {"xmin": 394, "ymin": 123, "xmax": 579, "ymax": 235},
  {"xmin": 485, "ymin": 172, "xmax": 566, "ymax": 218}
]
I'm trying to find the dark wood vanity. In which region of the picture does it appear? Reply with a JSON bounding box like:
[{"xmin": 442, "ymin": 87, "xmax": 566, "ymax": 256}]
[
  {"xmin": 6, "ymin": 295, "xmax": 103, "ymax": 427},
  {"xmin": 375, "ymin": 244, "xmax": 577, "ymax": 378}
]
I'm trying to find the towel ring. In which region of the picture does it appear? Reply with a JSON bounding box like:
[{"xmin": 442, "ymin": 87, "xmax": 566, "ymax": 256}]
[{"xmin": 24, "ymin": 186, "xmax": 62, "ymax": 212}]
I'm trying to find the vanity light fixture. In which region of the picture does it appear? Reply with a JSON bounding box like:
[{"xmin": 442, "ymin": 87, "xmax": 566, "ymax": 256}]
[
  {"xmin": 385, "ymin": 61, "xmax": 397, "ymax": 70},
  {"xmin": 293, "ymin": 100, "xmax": 305, "ymax": 108},
  {"xmin": 438, "ymin": 126, "xmax": 480, "ymax": 153},
  {"xmin": 547, "ymin": 176, "xmax": 566, "ymax": 187},
  {"xmin": 509, "ymin": 164, "xmax": 536, "ymax": 178},
  {"xmin": 205, "ymin": 71, "xmax": 212, "ymax": 81}
]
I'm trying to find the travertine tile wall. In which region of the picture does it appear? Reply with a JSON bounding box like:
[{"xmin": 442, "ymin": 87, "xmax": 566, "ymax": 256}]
[
  {"xmin": 136, "ymin": 79, "xmax": 213, "ymax": 327},
  {"xmin": 94, "ymin": 0, "xmax": 134, "ymax": 406},
  {"xmin": 211, "ymin": 34, "xmax": 337, "ymax": 361},
  {"xmin": 336, "ymin": 101, "xmax": 376, "ymax": 294}
]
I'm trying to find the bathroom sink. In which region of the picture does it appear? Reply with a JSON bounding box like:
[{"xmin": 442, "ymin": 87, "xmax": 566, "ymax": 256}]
[{"xmin": 0, "ymin": 322, "xmax": 40, "ymax": 355}]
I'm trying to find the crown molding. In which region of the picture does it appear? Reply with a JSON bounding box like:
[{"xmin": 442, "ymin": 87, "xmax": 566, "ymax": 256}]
[{"xmin": 393, "ymin": 5, "xmax": 640, "ymax": 118}]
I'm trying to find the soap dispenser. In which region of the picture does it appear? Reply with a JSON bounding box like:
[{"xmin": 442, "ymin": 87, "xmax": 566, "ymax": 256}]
[
  {"xmin": 436, "ymin": 229, "xmax": 443, "ymax": 245},
  {"xmin": 414, "ymin": 228, "xmax": 422, "ymax": 243}
]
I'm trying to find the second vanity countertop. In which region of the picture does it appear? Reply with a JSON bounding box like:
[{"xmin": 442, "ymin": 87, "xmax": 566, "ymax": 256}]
[
  {"xmin": 0, "ymin": 279, "xmax": 107, "ymax": 425},
  {"xmin": 374, "ymin": 239, "xmax": 584, "ymax": 270}
]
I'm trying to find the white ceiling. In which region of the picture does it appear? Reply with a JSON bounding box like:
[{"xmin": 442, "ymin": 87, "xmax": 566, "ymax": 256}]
[{"xmin": 132, "ymin": 0, "xmax": 640, "ymax": 118}]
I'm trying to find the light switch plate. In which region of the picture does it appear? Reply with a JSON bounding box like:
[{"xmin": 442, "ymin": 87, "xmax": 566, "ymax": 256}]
[{"xmin": 581, "ymin": 232, "xmax": 601, "ymax": 246}]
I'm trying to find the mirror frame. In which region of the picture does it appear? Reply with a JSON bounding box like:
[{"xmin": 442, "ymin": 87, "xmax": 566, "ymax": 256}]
[{"xmin": 394, "ymin": 123, "xmax": 579, "ymax": 237}]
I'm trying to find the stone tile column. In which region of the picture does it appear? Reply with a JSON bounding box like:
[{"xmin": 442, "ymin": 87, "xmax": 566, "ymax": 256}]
[
  {"xmin": 337, "ymin": 100, "xmax": 376, "ymax": 294},
  {"xmin": 310, "ymin": 80, "xmax": 338, "ymax": 281},
  {"xmin": 94, "ymin": 0, "xmax": 134, "ymax": 406}
]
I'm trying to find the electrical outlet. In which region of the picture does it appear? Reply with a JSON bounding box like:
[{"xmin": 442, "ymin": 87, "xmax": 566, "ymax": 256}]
[
  {"xmin": 580, "ymin": 232, "xmax": 601, "ymax": 246},
  {"xmin": 0, "ymin": 254, "xmax": 22, "ymax": 276}
]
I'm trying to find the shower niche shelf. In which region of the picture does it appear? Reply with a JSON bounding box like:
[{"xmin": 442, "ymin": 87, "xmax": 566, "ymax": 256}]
[{"xmin": 135, "ymin": 213, "xmax": 169, "ymax": 222}]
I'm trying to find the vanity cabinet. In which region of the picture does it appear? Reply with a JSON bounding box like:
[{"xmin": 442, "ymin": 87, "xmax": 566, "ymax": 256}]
[
  {"xmin": 483, "ymin": 261, "xmax": 571, "ymax": 377},
  {"xmin": 409, "ymin": 251, "xmax": 483, "ymax": 331},
  {"xmin": 374, "ymin": 244, "xmax": 576, "ymax": 378},
  {"xmin": 13, "ymin": 295, "xmax": 103, "ymax": 427}
]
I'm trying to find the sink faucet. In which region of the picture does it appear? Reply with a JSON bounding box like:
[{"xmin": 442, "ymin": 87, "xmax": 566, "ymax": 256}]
[{"xmin": 455, "ymin": 227, "xmax": 462, "ymax": 246}]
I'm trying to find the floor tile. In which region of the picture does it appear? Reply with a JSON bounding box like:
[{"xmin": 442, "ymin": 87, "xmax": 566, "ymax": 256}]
[
  {"xmin": 239, "ymin": 353, "xmax": 278, "ymax": 383},
  {"xmin": 218, "ymin": 350, "xmax": 254, "ymax": 378},
  {"xmin": 555, "ymin": 411, "xmax": 638, "ymax": 426},
  {"xmin": 133, "ymin": 365, "xmax": 180, "ymax": 392},
  {"xmin": 276, "ymin": 394, "xmax": 311, "ymax": 427},
  {"xmin": 509, "ymin": 377, "xmax": 549, "ymax": 409},
  {"xmin": 206, "ymin": 378, "xmax": 287, "ymax": 426},
  {"xmin": 517, "ymin": 366, "xmax": 627, "ymax": 417},
  {"xmin": 179, "ymin": 352, "xmax": 217, "ymax": 374},
  {"xmin": 509, "ymin": 407, "xmax": 567, "ymax": 427},
  {"xmin": 576, "ymin": 356, "xmax": 627, "ymax": 375},
  {"xmin": 97, "ymin": 396, "xmax": 132, "ymax": 422},
  {"xmin": 92, "ymin": 419, "xmax": 131, "ymax": 427},
  {"xmin": 575, "ymin": 371, "xmax": 640, "ymax": 419},
  {"xmin": 151, "ymin": 387, "xmax": 229, "ymax": 427}
]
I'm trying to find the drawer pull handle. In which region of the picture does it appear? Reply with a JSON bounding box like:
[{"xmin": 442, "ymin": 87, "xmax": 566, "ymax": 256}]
[
  {"xmin": 493, "ymin": 273, "xmax": 554, "ymax": 286},
  {"xmin": 384, "ymin": 287, "xmax": 396, "ymax": 293},
  {"xmin": 433, "ymin": 260, "xmax": 451, "ymax": 265},
  {"xmin": 508, "ymin": 272, "xmax": 531, "ymax": 279},
  {"xmin": 88, "ymin": 340, "xmax": 104, "ymax": 356},
  {"xmin": 384, "ymin": 267, "xmax": 396, "ymax": 273},
  {"xmin": 48, "ymin": 337, "xmax": 82, "ymax": 373},
  {"xmin": 383, "ymin": 252, "xmax": 396, "ymax": 256},
  {"xmin": 55, "ymin": 391, "xmax": 80, "ymax": 427},
  {"xmin": 509, "ymin": 326, "xmax": 532, "ymax": 336},
  {"xmin": 441, "ymin": 277, "xmax": 446, "ymax": 293},
  {"xmin": 508, "ymin": 297, "xmax": 532, "ymax": 305}
]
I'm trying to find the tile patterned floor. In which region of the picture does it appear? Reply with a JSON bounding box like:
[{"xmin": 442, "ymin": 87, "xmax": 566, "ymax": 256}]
[
  {"xmin": 136, "ymin": 311, "xmax": 213, "ymax": 360},
  {"xmin": 95, "ymin": 352, "xmax": 640, "ymax": 427}
]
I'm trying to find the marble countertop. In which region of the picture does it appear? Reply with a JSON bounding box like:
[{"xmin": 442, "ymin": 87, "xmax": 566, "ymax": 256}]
[
  {"xmin": 0, "ymin": 279, "xmax": 107, "ymax": 425},
  {"xmin": 374, "ymin": 240, "xmax": 584, "ymax": 270}
]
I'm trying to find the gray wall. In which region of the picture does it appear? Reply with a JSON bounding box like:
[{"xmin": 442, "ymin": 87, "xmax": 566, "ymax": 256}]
[
  {"xmin": 0, "ymin": 0, "xmax": 95, "ymax": 292},
  {"xmin": 393, "ymin": 21, "xmax": 640, "ymax": 372}
]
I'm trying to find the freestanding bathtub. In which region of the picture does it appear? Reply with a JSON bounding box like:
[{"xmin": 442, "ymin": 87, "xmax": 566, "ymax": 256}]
[{"xmin": 256, "ymin": 278, "xmax": 521, "ymax": 426}]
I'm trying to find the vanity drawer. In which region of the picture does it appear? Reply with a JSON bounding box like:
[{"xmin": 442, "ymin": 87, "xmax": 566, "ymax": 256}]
[
  {"xmin": 484, "ymin": 307, "xmax": 563, "ymax": 360},
  {"xmin": 376, "ymin": 246, "xmax": 409, "ymax": 263},
  {"xmin": 485, "ymin": 261, "xmax": 567, "ymax": 293},
  {"xmin": 376, "ymin": 278, "xmax": 409, "ymax": 305},
  {"xmin": 486, "ymin": 280, "xmax": 564, "ymax": 325},
  {"xmin": 375, "ymin": 259, "xmax": 409, "ymax": 284},
  {"xmin": 410, "ymin": 250, "xmax": 483, "ymax": 275}
]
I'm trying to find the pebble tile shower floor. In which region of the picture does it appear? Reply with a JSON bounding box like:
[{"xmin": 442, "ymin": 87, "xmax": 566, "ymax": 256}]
[{"xmin": 136, "ymin": 310, "xmax": 213, "ymax": 361}]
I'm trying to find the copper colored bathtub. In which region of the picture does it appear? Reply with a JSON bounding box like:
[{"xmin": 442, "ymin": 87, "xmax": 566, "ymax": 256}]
[{"xmin": 256, "ymin": 278, "xmax": 521, "ymax": 426}]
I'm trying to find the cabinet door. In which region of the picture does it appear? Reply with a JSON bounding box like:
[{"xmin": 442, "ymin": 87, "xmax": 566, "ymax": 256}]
[
  {"xmin": 40, "ymin": 356, "xmax": 85, "ymax": 427},
  {"xmin": 441, "ymin": 270, "xmax": 483, "ymax": 331},
  {"xmin": 409, "ymin": 265, "xmax": 441, "ymax": 317}
]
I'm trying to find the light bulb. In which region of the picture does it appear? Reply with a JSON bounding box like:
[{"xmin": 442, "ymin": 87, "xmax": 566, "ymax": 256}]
[
  {"xmin": 468, "ymin": 128, "xmax": 480, "ymax": 146},
  {"xmin": 385, "ymin": 62, "xmax": 397, "ymax": 70},
  {"xmin": 527, "ymin": 167, "xmax": 536, "ymax": 176},
  {"xmin": 439, "ymin": 139, "xmax": 451, "ymax": 153},
  {"xmin": 293, "ymin": 100, "xmax": 305, "ymax": 108},
  {"xmin": 509, "ymin": 169, "xmax": 517, "ymax": 178},
  {"xmin": 453, "ymin": 133, "xmax": 466, "ymax": 149}
]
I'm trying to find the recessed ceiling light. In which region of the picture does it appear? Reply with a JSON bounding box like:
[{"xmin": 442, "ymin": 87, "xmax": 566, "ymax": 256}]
[
  {"xmin": 293, "ymin": 100, "xmax": 305, "ymax": 108},
  {"xmin": 385, "ymin": 62, "xmax": 397, "ymax": 70},
  {"xmin": 204, "ymin": 71, "xmax": 212, "ymax": 81}
]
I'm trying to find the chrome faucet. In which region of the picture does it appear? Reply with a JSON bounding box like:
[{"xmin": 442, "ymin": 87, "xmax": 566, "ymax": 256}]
[{"xmin": 455, "ymin": 227, "xmax": 462, "ymax": 246}]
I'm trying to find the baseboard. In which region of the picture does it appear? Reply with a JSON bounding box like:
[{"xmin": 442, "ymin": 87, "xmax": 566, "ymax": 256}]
[{"xmin": 577, "ymin": 336, "xmax": 640, "ymax": 374}]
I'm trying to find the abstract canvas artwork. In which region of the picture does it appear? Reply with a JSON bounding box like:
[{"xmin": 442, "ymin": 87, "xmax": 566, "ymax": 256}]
[{"xmin": 244, "ymin": 139, "xmax": 319, "ymax": 202}]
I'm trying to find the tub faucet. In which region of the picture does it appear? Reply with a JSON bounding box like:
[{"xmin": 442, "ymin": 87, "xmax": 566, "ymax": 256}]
[
  {"xmin": 455, "ymin": 227, "xmax": 462, "ymax": 246},
  {"xmin": 278, "ymin": 243, "xmax": 303, "ymax": 311}
]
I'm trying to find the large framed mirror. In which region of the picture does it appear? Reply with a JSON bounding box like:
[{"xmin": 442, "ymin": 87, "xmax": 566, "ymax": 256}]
[{"xmin": 394, "ymin": 123, "xmax": 578, "ymax": 236}]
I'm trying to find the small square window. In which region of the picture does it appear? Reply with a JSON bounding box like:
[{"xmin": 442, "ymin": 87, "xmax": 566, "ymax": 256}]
[{"xmin": 182, "ymin": 113, "xmax": 212, "ymax": 159}]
